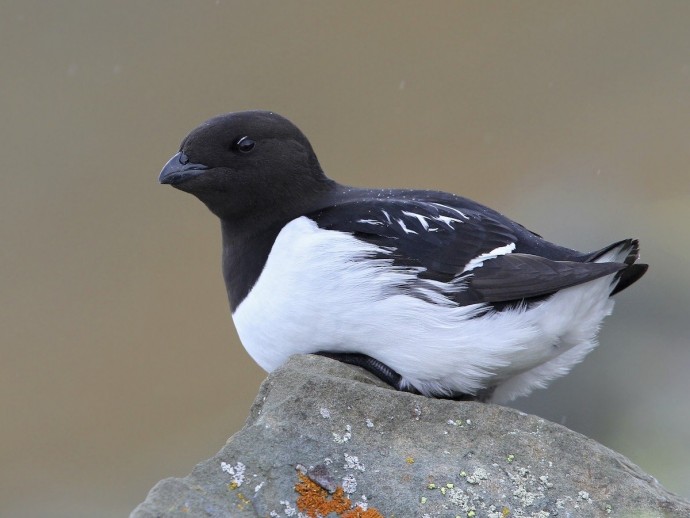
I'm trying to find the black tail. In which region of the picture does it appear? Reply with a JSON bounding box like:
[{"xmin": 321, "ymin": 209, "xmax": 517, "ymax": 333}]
[
  {"xmin": 585, "ymin": 238, "xmax": 648, "ymax": 296},
  {"xmin": 610, "ymin": 263, "xmax": 648, "ymax": 295}
]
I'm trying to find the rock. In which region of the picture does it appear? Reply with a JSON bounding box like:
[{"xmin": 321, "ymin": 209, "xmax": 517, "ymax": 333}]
[{"xmin": 132, "ymin": 355, "xmax": 689, "ymax": 518}]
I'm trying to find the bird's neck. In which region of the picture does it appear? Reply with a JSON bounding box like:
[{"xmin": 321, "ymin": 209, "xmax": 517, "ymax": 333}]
[
  {"xmin": 219, "ymin": 179, "xmax": 363, "ymax": 311},
  {"xmin": 220, "ymin": 217, "xmax": 285, "ymax": 313}
]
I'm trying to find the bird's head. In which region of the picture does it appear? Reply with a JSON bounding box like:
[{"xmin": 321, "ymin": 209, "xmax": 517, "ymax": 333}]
[{"xmin": 159, "ymin": 111, "xmax": 333, "ymax": 221}]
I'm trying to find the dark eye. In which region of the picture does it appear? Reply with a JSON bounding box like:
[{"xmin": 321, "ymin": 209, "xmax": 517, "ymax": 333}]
[{"xmin": 234, "ymin": 136, "xmax": 255, "ymax": 153}]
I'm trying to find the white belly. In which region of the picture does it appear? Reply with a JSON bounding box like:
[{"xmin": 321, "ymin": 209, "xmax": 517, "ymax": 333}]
[{"xmin": 232, "ymin": 216, "xmax": 615, "ymax": 402}]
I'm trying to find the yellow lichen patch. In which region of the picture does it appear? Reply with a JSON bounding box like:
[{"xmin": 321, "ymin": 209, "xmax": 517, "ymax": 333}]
[
  {"xmin": 405, "ymin": 456, "xmax": 415, "ymax": 464},
  {"xmin": 294, "ymin": 473, "xmax": 384, "ymax": 518},
  {"xmin": 235, "ymin": 492, "xmax": 250, "ymax": 510}
]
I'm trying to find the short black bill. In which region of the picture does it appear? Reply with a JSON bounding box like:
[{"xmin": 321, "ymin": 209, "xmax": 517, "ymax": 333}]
[{"xmin": 159, "ymin": 152, "xmax": 209, "ymax": 185}]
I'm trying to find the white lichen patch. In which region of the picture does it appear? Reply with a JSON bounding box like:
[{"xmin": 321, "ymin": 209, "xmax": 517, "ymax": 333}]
[
  {"xmin": 578, "ymin": 490, "xmax": 593, "ymax": 503},
  {"xmin": 411, "ymin": 463, "xmax": 525, "ymax": 515},
  {"xmin": 365, "ymin": 418, "xmax": 374, "ymax": 428},
  {"xmin": 447, "ymin": 418, "xmax": 472, "ymax": 428},
  {"xmin": 508, "ymin": 467, "xmax": 540, "ymax": 507},
  {"xmin": 220, "ymin": 461, "xmax": 245, "ymax": 487},
  {"xmin": 512, "ymin": 484, "xmax": 537, "ymax": 506},
  {"xmin": 332, "ymin": 424, "xmax": 352, "ymax": 443},
  {"xmin": 485, "ymin": 506, "xmax": 505, "ymax": 518},
  {"xmin": 465, "ymin": 467, "xmax": 489, "ymax": 485},
  {"xmin": 415, "ymin": 450, "xmax": 609, "ymax": 518},
  {"xmin": 447, "ymin": 487, "xmax": 475, "ymax": 513},
  {"xmin": 254, "ymin": 481, "xmax": 265, "ymax": 493},
  {"xmin": 279, "ymin": 499, "xmax": 296, "ymax": 516},
  {"xmin": 343, "ymin": 453, "xmax": 365, "ymax": 471},
  {"xmin": 319, "ymin": 407, "xmax": 331, "ymax": 419},
  {"xmin": 354, "ymin": 494, "xmax": 368, "ymax": 511},
  {"xmin": 342, "ymin": 473, "xmax": 357, "ymax": 494},
  {"xmin": 274, "ymin": 500, "xmax": 312, "ymax": 518},
  {"xmin": 538, "ymin": 475, "xmax": 553, "ymax": 489}
]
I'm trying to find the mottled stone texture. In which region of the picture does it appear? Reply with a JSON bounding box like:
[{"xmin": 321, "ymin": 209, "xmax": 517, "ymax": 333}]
[{"xmin": 132, "ymin": 355, "xmax": 689, "ymax": 518}]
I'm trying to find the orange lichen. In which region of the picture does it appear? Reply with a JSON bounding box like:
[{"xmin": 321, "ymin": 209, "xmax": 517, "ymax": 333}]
[
  {"xmin": 296, "ymin": 473, "xmax": 351, "ymax": 517},
  {"xmin": 294, "ymin": 472, "xmax": 384, "ymax": 518}
]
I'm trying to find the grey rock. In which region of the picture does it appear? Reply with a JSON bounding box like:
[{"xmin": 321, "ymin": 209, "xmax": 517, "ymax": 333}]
[{"xmin": 132, "ymin": 355, "xmax": 690, "ymax": 518}]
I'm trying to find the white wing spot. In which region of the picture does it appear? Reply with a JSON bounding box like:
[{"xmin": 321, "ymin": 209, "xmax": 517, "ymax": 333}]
[
  {"xmin": 431, "ymin": 203, "xmax": 469, "ymax": 219},
  {"xmin": 396, "ymin": 218, "xmax": 418, "ymax": 235},
  {"xmin": 381, "ymin": 210, "xmax": 392, "ymax": 224},
  {"xmin": 463, "ymin": 243, "xmax": 516, "ymax": 272},
  {"xmin": 435, "ymin": 215, "xmax": 464, "ymax": 227},
  {"xmin": 357, "ymin": 219, "xmax": 384, "ymax": 225},
  {"xmin": 402, "ymin": 210, "xmax": 431, "ymax": 230}
]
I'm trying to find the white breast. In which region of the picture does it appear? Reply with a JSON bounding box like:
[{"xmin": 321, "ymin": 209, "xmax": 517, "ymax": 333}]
[{"xmin": 232, "ymin": 216, "xmax": 615, "ymax": 402}]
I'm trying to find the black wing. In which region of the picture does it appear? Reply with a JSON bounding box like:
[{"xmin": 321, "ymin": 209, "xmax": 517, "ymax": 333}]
[{"xmin": 308, "ymin": 199, "xmax": 624, "ymax": 307}]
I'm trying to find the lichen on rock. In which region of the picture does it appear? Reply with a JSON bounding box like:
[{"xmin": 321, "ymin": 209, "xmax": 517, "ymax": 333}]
[{"xmin": 132, "ymin": 354, "xmax": 690, "ymax": 518}]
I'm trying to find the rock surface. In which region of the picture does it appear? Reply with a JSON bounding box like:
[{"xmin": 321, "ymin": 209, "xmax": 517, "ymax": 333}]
[{"xmin": 132, "ymin": 355, "xmax": 690, "ymax": 518}]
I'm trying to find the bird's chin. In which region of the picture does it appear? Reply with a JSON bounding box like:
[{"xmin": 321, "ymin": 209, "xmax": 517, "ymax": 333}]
[
  {"xmin": 159, "ymin": 168, "xmax": 210, "ymax": 188},
  {"xmin": 170, "ymin": 174, "xmax": 206, "ymax": 190}
]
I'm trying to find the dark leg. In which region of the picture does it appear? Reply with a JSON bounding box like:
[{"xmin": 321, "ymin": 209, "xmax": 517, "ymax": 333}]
[
  {"xmin": 315, "ymin": 351, "xmax": 419, "ymax": 393},
  {"xmin": 315, "ymin": 351, "xmax": 493, "ymax": 402},
  {"xmin": 445, "ymin": 386, "xmax": 495, "ymax": 402}
]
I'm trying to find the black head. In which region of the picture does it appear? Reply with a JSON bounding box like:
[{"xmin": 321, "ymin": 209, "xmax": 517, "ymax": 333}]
[{"xmin": 159, "ymin": 111, "xmax": 335, "ymax": 221}]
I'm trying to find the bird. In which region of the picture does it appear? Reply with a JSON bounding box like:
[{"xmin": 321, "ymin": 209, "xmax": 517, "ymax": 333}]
[{"xmin": 158, "ymin": 110, "xmax": 647, "ymax": 403}]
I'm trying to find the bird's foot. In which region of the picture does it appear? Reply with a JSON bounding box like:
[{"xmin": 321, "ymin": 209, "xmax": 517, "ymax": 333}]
[
  {"xmin": 443, "ymin": 386, "xmax": 495, "ymax": 403},
  {"xmin": 314, "ymin": 351, "xmax": 419, "ymax": 394},
  {"xmin": 314, "ymin": 351, "xmax": 494, "ymax": 402}
]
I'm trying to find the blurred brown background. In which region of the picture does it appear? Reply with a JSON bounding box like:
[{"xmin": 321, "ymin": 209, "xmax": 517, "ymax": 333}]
[{"xmin": 2, "ymin": 1, "xmax": 689, "ymax": 516}]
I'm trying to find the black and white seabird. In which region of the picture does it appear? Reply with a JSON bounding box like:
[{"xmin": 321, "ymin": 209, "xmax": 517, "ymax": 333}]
[{"xmin": 159, "ymin": 110, "xmax": 648, "ymax": 403}]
